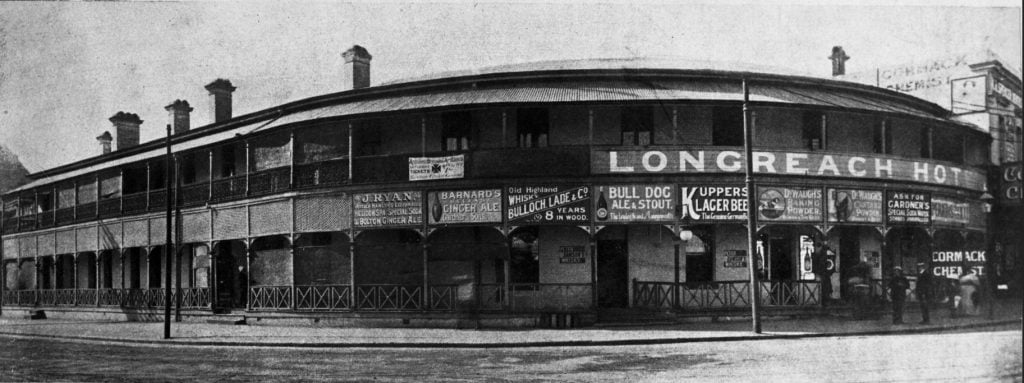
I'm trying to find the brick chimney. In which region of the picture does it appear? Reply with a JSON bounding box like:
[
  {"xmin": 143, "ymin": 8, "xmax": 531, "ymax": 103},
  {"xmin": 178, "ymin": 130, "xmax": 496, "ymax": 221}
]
[
  {"xmin": 342, "ymin": 45, "xmax": 372, "ymax": 90},
  {"xmin": 204, "ymin": 79, "xmax": 236, "ymax": 124},
  {"xmin": 108, "ymin": 112, "xmax": 143, "ymax": 151},
  {"xmin": 829, "ymin": 46, "xmax": 850, "ymax": 76},
  {"xmin": 165, "ymin": 99, "xmax": 193, "ymax": 135},
  {"xmin": 97, "ymin": 131, "xmax": 112, "ymax": 155}
]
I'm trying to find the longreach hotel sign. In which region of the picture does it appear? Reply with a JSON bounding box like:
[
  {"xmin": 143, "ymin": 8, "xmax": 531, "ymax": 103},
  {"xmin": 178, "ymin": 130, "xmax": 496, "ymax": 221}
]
[{"xmin": 592, "ymin": 149, "xmax": 986, "ymax": 191}]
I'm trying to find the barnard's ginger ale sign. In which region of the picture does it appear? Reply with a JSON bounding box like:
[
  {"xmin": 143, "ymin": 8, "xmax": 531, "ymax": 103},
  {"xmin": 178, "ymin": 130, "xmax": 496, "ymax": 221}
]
[
  {"xmin": 593, "ymin": 185, "xmax": 675, "ymax": 223},
  {"xmin": 427, "ymin": 189, "xmax": 501, "ymax": 225}
]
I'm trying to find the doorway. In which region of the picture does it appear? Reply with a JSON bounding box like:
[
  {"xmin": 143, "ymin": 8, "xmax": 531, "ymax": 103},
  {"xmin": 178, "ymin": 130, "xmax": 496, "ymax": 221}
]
[
  {"xmin": 768, "ymin": 236, "xmax": 794, "ymax": 281},
  {"xmin": 838, "ymin": 227, "xmax": 861, "ymax": 300},
  {"xmin": 214, "ymin": 241, "xmax": 247, "ymax": 310},
  {"xmin": 597, "ymin": 239, "xmax": 628, "ymax": 308}
]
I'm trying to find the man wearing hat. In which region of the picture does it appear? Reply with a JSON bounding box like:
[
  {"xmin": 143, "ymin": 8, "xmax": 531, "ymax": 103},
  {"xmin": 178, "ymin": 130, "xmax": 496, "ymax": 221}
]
[
  {"xmin": 916, "ymin": 261, "xmax": 934, "ymax": 324},
  {"xmin": 889, "ymin": 266, "xmax": 910, "ymax": 324}
]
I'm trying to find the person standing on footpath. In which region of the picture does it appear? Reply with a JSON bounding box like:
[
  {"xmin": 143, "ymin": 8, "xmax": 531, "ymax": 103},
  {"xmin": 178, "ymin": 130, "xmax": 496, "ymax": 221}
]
[
  {"xmin": 812, "ymin": 242, "xmax": 834, "ymax": 305},
  {"xmin": 889, "ymin": 266, "xmax": 910, "ymax": 324},
  {"xmin": 916, "ymin": 262, "xmax": 933, "ymax": 324}
]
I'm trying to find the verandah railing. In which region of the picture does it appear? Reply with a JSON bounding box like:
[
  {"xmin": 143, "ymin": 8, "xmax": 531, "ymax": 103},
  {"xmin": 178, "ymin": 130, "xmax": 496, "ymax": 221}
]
[
  {"xmin": 9, "ymin": 288, "xmax": 211, "ymax": 308},
  {"xmin": 633, "ymin": 280, "xmax": 822, "ymax": 310}
]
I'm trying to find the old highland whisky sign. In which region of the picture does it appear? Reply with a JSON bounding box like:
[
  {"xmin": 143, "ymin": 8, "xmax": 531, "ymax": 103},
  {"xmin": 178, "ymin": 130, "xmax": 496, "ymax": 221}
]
[
  {"xmin": 592, "ymin": 149, "xmax": 985, "ymax": 191},
  {"xmin": 506, "ymin": 185, "xmax": 590, "ymax": 225}
]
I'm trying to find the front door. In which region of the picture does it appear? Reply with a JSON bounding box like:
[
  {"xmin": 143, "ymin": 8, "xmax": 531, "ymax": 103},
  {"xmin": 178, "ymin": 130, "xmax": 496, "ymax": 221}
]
[
  {"xmin": 597, "ymin": 240, "xmax": 628, "ymax": 308},
  {"xmin": 214, "ymin": 242, "xmax": 244, "ymax": 310},
  {"xmin": 838, "ymin": 227, "xmax": 861, "ymax": 300}
]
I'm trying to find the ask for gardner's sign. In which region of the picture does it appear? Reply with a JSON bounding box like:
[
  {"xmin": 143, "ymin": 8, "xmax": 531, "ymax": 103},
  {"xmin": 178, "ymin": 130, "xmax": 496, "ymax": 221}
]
[{"xmin": 591, "ymin": 149, "xmax": 986, "ymax": 191}]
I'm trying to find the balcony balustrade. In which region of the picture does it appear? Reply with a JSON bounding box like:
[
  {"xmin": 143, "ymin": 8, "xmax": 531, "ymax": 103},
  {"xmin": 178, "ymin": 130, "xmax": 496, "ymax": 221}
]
[
  {"xmin": 55, "ymin": 207, "xmax": 75, "ymax": 226},
  {"xmin": 98, "ymin": 198, "xmax": 121, "ymax": 218},
  {"xmin": 179, "ymin": 182, "xmax": 210, "ymax": 207},
  {"xmin": 74, "ymin": 203, "xmax": 96, "ymax": 223},
  {"xmin": 294, "ymin": 159, "xmax": 347, "ymax": 189},
  {"xmin": 248, "ymin": 167, "xmax": 291, "ymax": 197},
  {"xmin": 121, "ymin": 192, "xmax": 147, "ymax": 215},
  {"xmin": 36, "ymin": 210, "xmax": 54, "ymax": 229},
  {"xmin": 211, "ymin": 175, "xmax": 246, "ymax": 201}
]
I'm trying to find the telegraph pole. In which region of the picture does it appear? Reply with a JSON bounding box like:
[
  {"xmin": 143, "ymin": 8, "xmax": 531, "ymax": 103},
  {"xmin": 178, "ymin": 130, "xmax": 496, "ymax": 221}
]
[
  {"xmin": 164, "ymin": 124, "xmax": 173, "ymax": 339},
  {"xmin": 742, "ymin": 79, "xmax": 762, "ymax": 333}
]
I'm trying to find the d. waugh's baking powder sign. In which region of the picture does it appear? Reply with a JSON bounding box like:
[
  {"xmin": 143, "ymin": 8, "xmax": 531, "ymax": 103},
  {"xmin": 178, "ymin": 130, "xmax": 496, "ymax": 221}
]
[{"xmin": 592, "ymin": 149, "xmax": 985, "ymax": 191}]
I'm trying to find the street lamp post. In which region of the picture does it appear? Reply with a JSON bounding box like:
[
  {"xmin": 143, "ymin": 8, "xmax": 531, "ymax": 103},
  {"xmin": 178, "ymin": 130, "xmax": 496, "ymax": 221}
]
[
  {"xmin": 742, "ymin": 79, "xmax": 762, "ymax": 333},
  {"xmin": 980, "ymin": 192, "xmax": 996, "ymax": 320}
]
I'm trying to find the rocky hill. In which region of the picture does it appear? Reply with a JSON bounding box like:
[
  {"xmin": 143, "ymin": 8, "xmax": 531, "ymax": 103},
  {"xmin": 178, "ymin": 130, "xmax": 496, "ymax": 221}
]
[{"xmin": 0, "ymin": 144, "xmax": 30, "ymax": 194}]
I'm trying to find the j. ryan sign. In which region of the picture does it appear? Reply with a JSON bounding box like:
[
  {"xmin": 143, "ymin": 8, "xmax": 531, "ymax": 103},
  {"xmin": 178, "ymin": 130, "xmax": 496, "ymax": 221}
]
[{"xmin": 592, "ymin": 149, "xmax": 986, "ymax": 191}]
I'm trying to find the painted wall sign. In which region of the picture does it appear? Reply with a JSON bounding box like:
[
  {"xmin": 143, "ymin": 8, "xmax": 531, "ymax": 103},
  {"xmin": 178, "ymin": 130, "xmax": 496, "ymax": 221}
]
[
  {"xmin": 1000, "ymin": 162, "xmax": 1022, "ymax": 205},
  {"xmin": 992, "ymin": 80, "xmax": 1023, "ymax": 108},
  {"xmin": 558, "ymin": 246, "xmax": 586, "ymax": 264},
  {"xmin": 931, "ymin": 197, "xmax": 970, "ymax": 226},
  {"xmin": 594, "ymin": 184, "xmax": 675, "ymax": 223},
  {"xmin": 886, "ymin": 191, "xmax": 931, "ymax": 224},
  {"xmin": 931, "ymin": 249, "xmax": 987, "ymax": 278},
  {"xmin": 723, "ymin": 250, "xmax": 748, "ymax": 268},
  {"xmin": 427, "ymin": 189, "xmax": 501, "ymax": 225},
  {"xmin": 827, "ymin": 188, "xmax": 883, "ymax": 223},
  {"xmin": 409, "ymin": 155, "xmax": 465, "ymax": 181},
  {"xmin": 506, "ymin": 185, "xmax": 590, "ymax": 224},
  {"xmin": 757, "ymin": 186, "xmax": 823, "ymax": 222},
  {"xmin": 680, "ymin": 185, "xmax": 748, "ymax": 221},
  {"xmin": 353, "ymin": 191, "xmax": 423, "ymax": 228},
  {"xmin": 591, "ymin": 149, "xmax": 985, "ymax": 191}
]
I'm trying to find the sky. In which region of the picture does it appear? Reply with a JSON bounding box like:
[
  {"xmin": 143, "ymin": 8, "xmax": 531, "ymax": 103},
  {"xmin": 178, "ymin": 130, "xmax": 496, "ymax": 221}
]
[{"xmin": 0, "ymin": 1, "xmax": 1020, "ymax": 173}]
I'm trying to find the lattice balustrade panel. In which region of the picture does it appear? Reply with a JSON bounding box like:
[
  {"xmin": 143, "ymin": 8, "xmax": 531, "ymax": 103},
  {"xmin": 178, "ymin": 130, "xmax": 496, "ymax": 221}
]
[
  {"xmin": 295, "ymin": 195, "xmax": 351, "ymax": 232},
  {"xmin": 18, "ymin": 236, "xmax": 35, "ymax": 258},
  {"xmin": 98, "ymin": 222, "xmax": 121, "ymax": 250},
  {"xmin": 122, "ymin": 220, "xmax": 149, "ymax": 248},
  {"xmin": 295, "ymin": 285, "xmax": 352, "ymax": 311},
  {"xmin": 212, "ymin": 207, "xmax": 246, "ymax": 240},
  {"xmin": 250, "ymin": 286, "xmax": 292, "ymax": 310},
  {"xmin": 182, "ymin": 212, "xmax": 211, "ymax": 242},
  {"xmin": 76, "ymin": 226, "xmax": 98, "ymax": 252},
  {"xmin": 56, "ymin": 230, "xmax": 76, "ymax": 254},
  {"xmin": 249, "ymin": 201, "xmax": 291, "ymax": 236}
]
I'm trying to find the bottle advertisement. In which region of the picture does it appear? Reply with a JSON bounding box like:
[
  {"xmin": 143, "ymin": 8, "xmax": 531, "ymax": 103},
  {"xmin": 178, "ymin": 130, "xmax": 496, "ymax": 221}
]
[
  {"xmin": 594, "ymin": 184, "xmax": 675, "ymax": 223},
  {"xmin": 427, "ymin": 189, "xmax": 502, "ymax": 225}
]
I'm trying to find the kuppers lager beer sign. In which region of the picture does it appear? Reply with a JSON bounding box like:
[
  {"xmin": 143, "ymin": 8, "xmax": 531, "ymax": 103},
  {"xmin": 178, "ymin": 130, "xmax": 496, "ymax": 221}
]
[
  {"xmin": 594, "ymin": 185, "xmax": 675, "ymax": 222},
  {"xmin": 757, "ymin": 187, "xmax": 823, "ymax": 222},
  {"xmin": 506, "ymin": 185, "xmax": 590, "ymax": 224},
  {"xmin": 680, "ymin": 185, "xmax": 748, "ymax": 221}
]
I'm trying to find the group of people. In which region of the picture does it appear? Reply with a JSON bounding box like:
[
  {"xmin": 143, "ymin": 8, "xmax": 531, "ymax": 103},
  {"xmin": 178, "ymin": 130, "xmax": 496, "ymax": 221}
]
[{"xmin": 889, "ymin": 262, "xmax": 982, "ymax": 325}]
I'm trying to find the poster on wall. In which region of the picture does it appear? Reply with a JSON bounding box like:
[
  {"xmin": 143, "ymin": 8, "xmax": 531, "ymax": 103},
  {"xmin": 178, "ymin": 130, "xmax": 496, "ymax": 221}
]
[
  {"xmin": 594, "ymin": 184, "xmax": 675, "ymax": 223},
  {"xmin": 799, "ymin": 235, "xmax": 815, "ymax": 280},
  {"xmin": 756, "ymin": 186, "xmax": 823, "ymax": 222},
  {"xmin": 506, "ymin": 185, "xmax": 590, "ymax": 225},
  {"xmin": 931, "ymin": 197, "xmax": 969, "ymax": 226},
  {"xmin": 409, "ymin": 155, "xmax": 465, "ymax": 181},
  {"xmin": 827, "ymin": 188, "xmax": 883, "ymax": 223},
  {"xmin": 427, "ymin": 189, "xmax": 501, "ymax": 225},
  {"xmin": 559, "ymin": 246, "xmax": 586, "ymax": 264},
  {"xmin": 680, "ymin": 185, "xmax": 748, "ymax": 221},
  {"xmin": 886, "ymin": 191, "xmax": 931, "ymax": 224},
  {"xmin": 353, "ymin": 191, "xmax": 423, "ymax": 228}
]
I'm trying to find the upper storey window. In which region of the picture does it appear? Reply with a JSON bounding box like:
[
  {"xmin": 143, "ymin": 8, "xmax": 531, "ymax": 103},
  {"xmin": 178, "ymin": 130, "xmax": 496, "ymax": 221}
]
[
  {"xmin": 711, "ymin": 106, "xmax": 743, "ymax": 146},
  {"xmin": 442, "ymin": 111, "xmax": 472, "ymax": 152},
  {"xmin": 621, "ymin": 106, "xmax": 653, "ymax": 146},
  {"xmin": 873, "ymin": 120, "xmax": 893, "ymax": 155},
  {"xmin": 802, "ymin": 112, "xmax": 825, "ymax": 150},
  {"xmin": 517, "ymin": 108, "xmax": 549, "ymax": 148},
  {"xmin": 354, "ymin": 121, "xmax": 382, "ymax": 156}
]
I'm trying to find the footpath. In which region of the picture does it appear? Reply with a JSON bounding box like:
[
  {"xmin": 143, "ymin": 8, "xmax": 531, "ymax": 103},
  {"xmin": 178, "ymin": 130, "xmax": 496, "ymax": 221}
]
[{"xmin": 0, "ymin": 301, "xmax": 1020, "ymax": 348}]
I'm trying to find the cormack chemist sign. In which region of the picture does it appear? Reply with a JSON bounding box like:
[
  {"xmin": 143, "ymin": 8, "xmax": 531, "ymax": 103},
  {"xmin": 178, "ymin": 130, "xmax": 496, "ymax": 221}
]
[
  {"xmin": 428, "ymin": 189, "xmax": 501, "ymax": 225},
  {"xmin": 680, "ymin": 185, "xmax": 748, "ymax": 221},
  {"xmin": 594, "ymin": 184, "xmax": 675, "ymax": 223},
  {"xmin": 592, "ymin": 149, "xmax": 986, "ymax": 191},
  {"xmin": 757, "ymin": 186, "xmax": 823, "ymax": 222},
  {"xmin": 827, "ymin": 189, "xmax": 883, "ymax": 223},
  {"xmin": 354, "ymin": 191, "xmax": 423, "ymax": 228},
  {"xmin": 931, "ymin": 249, "xmax": 987, "ymax": 278},
  {"xmin": 507, "ymin": 185, "xmax": 590, "ymax": 224},
  {"xmin": 886, "ymin": 191, "xmax": 931, "ymax": 224}
]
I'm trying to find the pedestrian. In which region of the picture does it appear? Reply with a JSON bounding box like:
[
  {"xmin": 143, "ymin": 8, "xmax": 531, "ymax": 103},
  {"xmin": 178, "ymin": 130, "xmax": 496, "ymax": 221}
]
[
  {"xmin": 916, "ymin": 262, "xmax": 933, "ymax": 324},
  {"xmin": 889, "ymin": 266, "xmax": 910, "ymax": 324},
  {"xmin": 812, "ymin": 242, "xmax": 834, "ymax": 304}
]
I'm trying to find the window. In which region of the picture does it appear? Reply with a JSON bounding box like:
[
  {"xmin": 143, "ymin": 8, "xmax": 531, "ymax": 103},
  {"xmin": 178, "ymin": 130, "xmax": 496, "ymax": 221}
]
[
  {"xmin": 873, "ymin": 120, "xmax": 892, "ymax": 154},
  {"xmin": 179, "ymin": 153, "xmax": 198, "ymax": 184},
  {"xmin": 517, "ymin": 108, "xmax": 549, "ymax": 148},
  {"xmin": 509, "ymin": 227, "xmax": 540, "ymax": 284},
  {"xmin": 218, "ymin": 144, "xmax": 238, "ymax": 177},
  {"xmin": 621, "ymin": 106, "xmax": 653, "ymax": 146},
  {"xmin": 802, "ymin": 112, "xmax": 825, "ymax": 150},
  {"xmin": 37, "ymin": 191, "xmax": 53, "ymax": 212},
  {"xmin": 442, "ymin": 111, "xmax": 472, "ymax": 151},
  {"xmin": 149, "ymin": 161, "xmax": 166, "ymax": 190},
  {"xmin": 122, "ymin": 165, "xmax": 148, "ymax": 194},
  {"xmin": 711, "ymin": 106, "xmax": 744, "ymax": 146}
]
